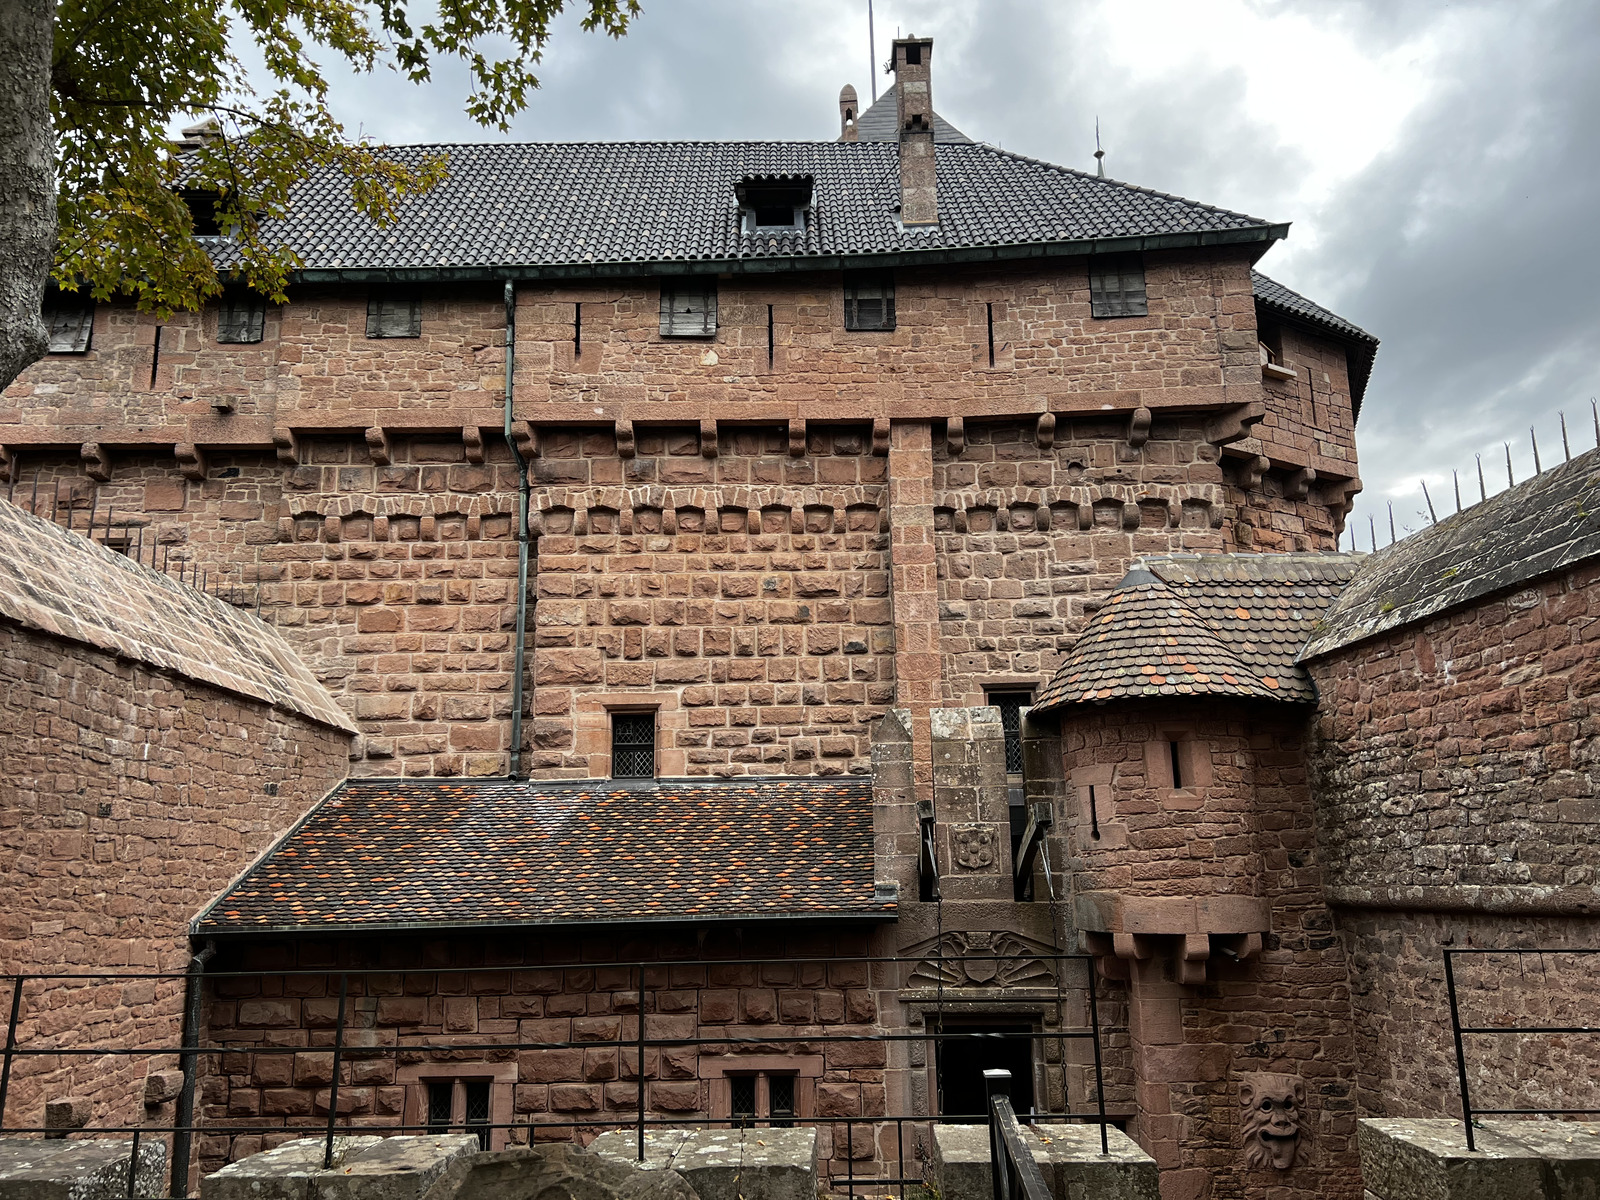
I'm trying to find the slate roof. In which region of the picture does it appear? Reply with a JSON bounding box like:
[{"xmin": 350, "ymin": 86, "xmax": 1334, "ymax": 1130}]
[
  {"xmin": 1252, "ymin": 270, "xmax": 1380, "ymax": 413},
  {"xmin": 196, "ymin": 776, "xmax": 890, "ymax": 933},
  {"xmin": 1032, "ymin": 552, "xmax": 1363, "ymax": 714},
  {"xmin": 212, "ymin": 141, "xmax": 1284, "ymax": 280},
  {"xmin": 850, "ymin": 82, "xmax": 974, "ymax": 143},
  {"xmin": 1302, "ymin": 445, "xmax": 1600, "ymax": 660},
  {"xmin": 0, "ymin": 499, "xmax": 355, "ymax": 733}
]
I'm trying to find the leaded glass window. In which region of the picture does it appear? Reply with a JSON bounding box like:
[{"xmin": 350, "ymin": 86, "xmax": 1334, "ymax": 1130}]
[{"xmin": 612, "ymin": 712, "xmax": 656, "ymax": 779}]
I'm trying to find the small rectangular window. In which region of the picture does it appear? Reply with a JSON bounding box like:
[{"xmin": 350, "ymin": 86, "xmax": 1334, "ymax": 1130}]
[
  {"xmin": 612, "ymin": 711, "xmax": 656, "ymax": 779},
  {"xmin": 464, "ymin": 1081, "xmax": 491, "ymax": 1150},
  {"xmin": 366, "ymin": 290, "xmax": 421, "ymax": 338},
  {"xmin": 768, "ymin": 1075, "xmax": 795, "ymax": 1127},
  {"xmin": 730, "ymin": 1075, "xmax": 757, "ymax": 1127},
  {"xmin": 217, "ymin": 297, "xmax": 266, "ymax": 344},
  {"xmin": 426, "ymin": 1081, "xmax": 452, "ymax": 1133},
  {"xmin": 659, "ymin": 278, "xmax": 717, "ymax": 338},
  {"xmin": 44, "ymin": 304, "xmax": 94, "ymax": 354},
  {"xmin": 1089, "ymin": 254, "xmax": 1148, "ymax": 318},
  {"xmin": 844, "ymin": 271, "xmax": 895, "ymax": 331},
  {"xmin": 988, "ymin": 691, "xmax": 1032, "ymax": 776}
]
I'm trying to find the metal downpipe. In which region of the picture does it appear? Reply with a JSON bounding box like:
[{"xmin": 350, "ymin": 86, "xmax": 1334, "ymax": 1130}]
[
  {"xmin": 504, "ymin": 280, "xmax": 531, "ymax": 780},
  {"xmin": 170, "ymin": 939, "xmax": 216, "ymax": 1197}
]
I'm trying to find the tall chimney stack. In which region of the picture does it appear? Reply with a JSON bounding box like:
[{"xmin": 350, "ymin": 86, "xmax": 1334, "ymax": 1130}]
[{"xmin": 892, "ymin": 36, "xmax": 937, "ymax": 226}]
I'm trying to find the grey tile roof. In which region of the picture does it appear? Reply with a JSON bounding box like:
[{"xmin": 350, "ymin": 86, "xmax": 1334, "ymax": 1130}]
[
  {"xmin": 1032, "ymin": 552, "xmax": 1363, "ymax": 714},
  {"xmin": 214, "ymin": 141, "xmax": 1283, "ymax": 280},
  {"xmin": 850, "ymin": 83, "xmax": 973, "ymax": 143},
  {"xmin": 1302, "ymin": 446, "xmax": 1600, "ymax": 660},
  {"xmin": 196, "ymin": 776, "xmax": 890, "ymax": 933},
  {"xmin": 1252, "ymin": 270, "xmax": 1380, "ymax": 412}
]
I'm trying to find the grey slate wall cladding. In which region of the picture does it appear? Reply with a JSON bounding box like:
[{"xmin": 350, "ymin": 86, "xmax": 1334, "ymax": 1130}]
[{"xmin": 1301, "ymin": 445, "xmax": 1600, "ymax": 660}]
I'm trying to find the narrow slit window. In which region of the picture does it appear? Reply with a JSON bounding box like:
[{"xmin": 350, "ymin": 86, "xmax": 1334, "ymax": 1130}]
[
  {"xmin": 612, "ymin": 711, "xmax": 656, "ymax": 779},
  {"xmin": 367, "ymin": 290, "xmax": 421, "ymax": 338},
  {"xmin": 986, "ymin": 302, "xmax": 995, "ymax": 366},
  {"xmin": 988, "ymin": 691, "xmax": 1032, "ymax": 775},
  {"xmin": 44, "ymin": 303, "xmax": 95, "ymax": 354},
  {"xmin": 844, "ymin": 271, "xmax": 895, "ymax": 332},
  {"xmin": 659, "ymin": 278, "xmax": 717, "ymax": 338},
  {"xmin": 767, "ymin": 304, "xmax": 775, "ymax": 368},
  {"xmin": 574, "ymin": 302, "xmax": 582, "ymax": 358},
  {"xmin": 1169, "ymin": 740, "xmax": 1185, "ymax": 789},
  {"xmin": 217, "ymin": 297, "xmax": 266, "ymax": 344},
  {"xmin": 1087, "ymin": 785, "xmax": 1101, "ymax": 840},
  {"xmin": 1088, "ymin": 254, "xmax": 1148, "ymax": 318}
]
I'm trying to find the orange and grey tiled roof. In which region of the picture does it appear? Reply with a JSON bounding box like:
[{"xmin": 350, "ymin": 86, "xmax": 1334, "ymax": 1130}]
[
  {"xmin": 195, "ymin": 777, "xmax": 890, "ymax": 934},
  {"xmin": 1031, "ymin": 552, "xmax": 1363, "ymax": 714}
]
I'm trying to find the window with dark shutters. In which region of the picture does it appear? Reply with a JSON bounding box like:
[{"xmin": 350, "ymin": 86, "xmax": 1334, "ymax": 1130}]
[
  {"xmin": 611, "ymin": 711, "xmax": 656, "ymax": 779},
  {"xmin": 844, "ymin": 270, "xmax": 895, "ymax": 331},
  {"xmin": 1088, "ymin": 255, "xmax": 1148, "ymax": 318},
  {"xmin": 217, "ymin": 298, "xmax": 266, "ymax": 344},
  {"xmin": 44, "ymin": 304, "xmax": 94, "ymax": 354},
  {"xmin": 659, "ymin": 278, "xmax": 718, "ymax": 337},
  {"xmin": 366, "ymin": 290, "xmax": 421, "ymax": 338}
]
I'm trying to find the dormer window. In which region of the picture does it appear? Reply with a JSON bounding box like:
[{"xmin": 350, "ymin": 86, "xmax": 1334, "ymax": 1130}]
[{"xmin": 736, "ymin": 174, "xmax": 813, "ymax": 235}]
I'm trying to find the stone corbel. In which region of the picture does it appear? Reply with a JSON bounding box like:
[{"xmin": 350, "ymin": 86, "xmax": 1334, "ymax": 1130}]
[
  {"xmin": 872, "ymin": 417, "xmax": 890, "ymax": 457},
  {"xmin": 1286, "ymin": 466, "xmax": 1317, "ymax": 501},
  {"xmin": 946, "ymin": 416, "xmax": 965, "ymax": 457},
  {"xmin": 1121, "ymin": 502, "xmax": 1141, "ymax": 530},
  {"xmin": 0, "ymin": 445, "xmax": 16, "ymax": 485},
  {"xmin": 1036, "ymin": 412, "xmax": 1055, "ymax": 451},
  {"xmin": 174, "ymin": 443, "xmax": 207, "ymax": 482},
  {"xmin": 81, "ymin": 443, "xmax": 111, "ymax": 483},
  {"xmin": 273, "ymin": 427, "xmax": 300, "ymax": 466},
  {"xmin": 788, "ymin": 418, "xmax": 806, "ymax": 458},
  {"xmin": 615, "ymin": 419, "xmax": 635, "ymax": 460},
  {"xmin": 513, "ymin": 422, "xmax": 539, "ymax": 461},
  {"xmin": 1127, "ymin": 405, "xmax": 1152, "ymax": 449},
  {"xmin": 700, "ymin": 419, "xmax": 718, "ymax": 459},
  {"xmin": 1235, "ymin": 454, "xmax": 1270, "ymax": 492},
  {"xmin": 1205, "ymin": 401, "xmax": 1265, "ymax": 448},
  {"xmin": 463, "ymin": 425, "xmax": 485, "ymax": 465},
  {"xmin": 1321, "ymin": 475, "xmax": 1362, "ymax": 531},
  {"xmin": 364, "ymin": 426, "xmax": 392, "ymax": 466}
]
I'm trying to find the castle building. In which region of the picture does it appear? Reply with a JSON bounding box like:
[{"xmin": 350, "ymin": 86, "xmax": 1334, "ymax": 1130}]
[{"xmin": 7, "ymin": 36, "xmax": 1594, "ymax": 1200}]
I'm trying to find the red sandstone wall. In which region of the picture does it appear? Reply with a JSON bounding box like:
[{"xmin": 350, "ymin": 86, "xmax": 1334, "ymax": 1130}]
[
  {"xmin": 0, "ymin": 623, "xmax": 351, "ymax": 1135},
  {"xmin": 1307, "ymin": 560, "xmax": 1600, "ymax": 1120}
]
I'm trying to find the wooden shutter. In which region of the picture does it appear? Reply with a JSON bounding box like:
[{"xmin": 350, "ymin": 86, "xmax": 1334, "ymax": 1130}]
[
  {"xmin": 844, "ymin": 271, "xmax": 895, "ymax": 331},
  {"xmin": 1089, "ymin": 255, "xmax": 1148, "ymax": 318},
  {"xmin": 217, "ymin": 299, "xmax": 265, "ymax": 344},
  {"xmin": 659, "ymin": 280, "xmax": 717, "ymax": 337},
  {"xmin": 367, "ymin": 292, "xmax": 422, "ymax": 338},
  {"xmin": 44, "ymin": 306, "xmax": 94, "ymax": 353}
]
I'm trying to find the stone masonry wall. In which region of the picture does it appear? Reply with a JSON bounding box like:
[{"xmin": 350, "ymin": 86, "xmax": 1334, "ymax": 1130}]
[
  {"xmin": 0, "ymin": 623, "xmax": 351, "ymax": 1135},
  {"xmin": 1306, "ymin": 559, "xmax": 1600, "ymax": 1121}
]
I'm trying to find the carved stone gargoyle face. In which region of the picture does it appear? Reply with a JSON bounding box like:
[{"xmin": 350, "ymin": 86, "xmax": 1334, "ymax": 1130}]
[
  {"xmin": 1239, "ymin": 1073, "xmax": 1307, "ymax": 1170},
  {"xmin": 952, "ymin": 824, "xmax": 996, "ymax": 870}
]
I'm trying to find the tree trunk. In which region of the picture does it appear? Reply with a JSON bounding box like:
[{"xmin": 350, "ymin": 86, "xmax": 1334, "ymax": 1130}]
[{"xmin": 0, "ymin": 0, "xmax": 56, "ymax": 394}]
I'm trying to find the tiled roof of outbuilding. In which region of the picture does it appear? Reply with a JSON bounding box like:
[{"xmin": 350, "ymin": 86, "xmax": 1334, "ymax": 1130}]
[
  {"xmin": 196, "ymin": 776, "xmax": 889, "ymax": 933},
  {"xmin": 1252, "ymin": 270, "xmax": 1380, "ymax": 413},
  {"xmin": 1302, "ymin": 446, "xmax": 1600, "ymax": 660},
  {"xmin": 1031, "ymin": 552, "xmax": 1363, "ymax": 715},
  {"xmin": 850, "ymin": 83, "xmax": 973, "ymax": 143},
  {"xmin": 215, "ymin": 140, "xmax": 1283, "ymax": 279},
  {"xmin": 0, "ymin": 499, "xmax": 355, "ymax": 733}
]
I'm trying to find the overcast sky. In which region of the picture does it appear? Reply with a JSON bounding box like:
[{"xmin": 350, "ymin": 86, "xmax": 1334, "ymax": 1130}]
[{"xmin": 272, "ymin": 0, "xmax": 1600, "ymax": 542}]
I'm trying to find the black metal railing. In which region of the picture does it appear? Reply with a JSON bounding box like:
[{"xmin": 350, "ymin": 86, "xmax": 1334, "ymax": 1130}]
[
  {"xmin": 0, "ymin": 953, "xmax": 1113, "ymax": 1198},
  {"xmin": 984, "ymin": 1069, "xmax": 1053, "ymax": 1200},
  {"xmin": 1444, "ymin": 947, "xmax": 1600, "ymax": 1151}
]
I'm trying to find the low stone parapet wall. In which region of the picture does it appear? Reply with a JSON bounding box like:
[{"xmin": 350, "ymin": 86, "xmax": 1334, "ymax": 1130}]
[
  {"xmin": 931, "ymin": 1124, "xmax": 1157, "ymax": 1200},
  {"xmin": 0, "ymin": 1138, "xmax": 167, "ymax": 1200},
  {"xmin": 1359, "ymin": 1118, "xmax": 1600, "ymax": 1200},
  {"xmin": 588, "ymin": 1128, "xmax": 815, "ymax": 1200}
]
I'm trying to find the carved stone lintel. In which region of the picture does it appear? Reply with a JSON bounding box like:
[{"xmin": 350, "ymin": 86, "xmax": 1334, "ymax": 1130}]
[
  {"xmin": 700, "ymin": 419, "xmax": 718, "ymax": 459},
  {"xmin": 1127, "ymin": 405, "xmax": 1152, "ymax": 449},
  {"xmin": 872, "ymin": 417, "xmax": 890, "ymax": 457},
  {"xmin": 615, "ymin": 419, "xmax": 636, "ymax": 460},
  {"xmin": 1205, "ymin": 401, "xmax": 1265, "ymax": 447},
  {"xmin": 364, "ymin": 426, "xmax": 392, "ymax": 466},
  {"xmin": 462, "ymin": 425, "xmax": 485, "ymax": 465},
  {"xmin": 174, "ymin": 442, "xmax": 206, "ymax": 482},
  {"xmin": 273, "ymin": 427, "xmax": 300, "ymax": 466},
  {"xmin": 1239, "ymin": 1073, "xmax": 1309, "ymax": 1170},
  {"xmin": 81, "ymin": 443, "xmax": 111, "ymax": 483},
  {"xmin": 1036, "ymin": 411, "xmax": 1056, "ymax": 450},
  {"xmin": 946, "ymin": 416, "xmax": 965, "ymax": 457},
  {"xmin": 0, "ymin": 445, "xmax": 16, "ymax": 484},
  {"xmin": 513, "ymin": 422, "xmax": 539, "ymax": 460},
  {"xmin": 1286, "ymin": 466, "xmax": 1317, "ymax": 501},
  {"xmin": 902, "ymin": 930, "xmax": 1058, "ymax": 992},
  {"xmin": 788, "ymin": 418, "xmax": 806, "ymax": 457}
]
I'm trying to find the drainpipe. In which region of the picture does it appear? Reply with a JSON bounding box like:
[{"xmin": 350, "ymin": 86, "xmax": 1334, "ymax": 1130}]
[
  {"xmin": 503, "ymin": 280, "xmax": 531, "ymax": 780},
  {"xmin": 170, "ymin": 938, "xmax": 216, "ymax": 1198}
]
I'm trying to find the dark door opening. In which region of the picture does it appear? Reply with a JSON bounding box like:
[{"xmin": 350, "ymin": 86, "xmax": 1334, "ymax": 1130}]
[{"xmin": 935, "ymin": 1023, "xmax": 1035, "ymax": 1121}]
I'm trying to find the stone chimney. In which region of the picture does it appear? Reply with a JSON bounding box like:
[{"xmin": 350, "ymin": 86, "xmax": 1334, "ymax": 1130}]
[
  {"xmin": 892, "ymin": 36, "xmax": 937, "ymax": 226},
  {"xmin": 839, "ymin": 84, "xmax": 860, "ymax": 142}
]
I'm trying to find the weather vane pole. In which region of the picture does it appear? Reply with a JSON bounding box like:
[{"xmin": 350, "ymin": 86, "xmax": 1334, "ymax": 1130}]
[
  {"xmin": 868, "ymin": 0, "xmax": 878, "ymax": 102},
  {"xmin": 1095, "ymin": 117, "xmax": 1106, "ymax": 177}
]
